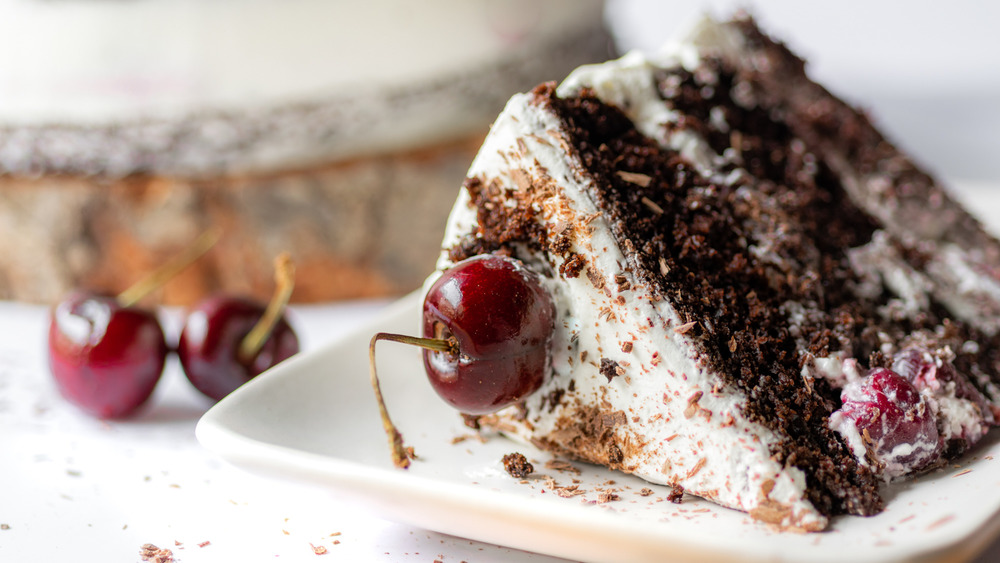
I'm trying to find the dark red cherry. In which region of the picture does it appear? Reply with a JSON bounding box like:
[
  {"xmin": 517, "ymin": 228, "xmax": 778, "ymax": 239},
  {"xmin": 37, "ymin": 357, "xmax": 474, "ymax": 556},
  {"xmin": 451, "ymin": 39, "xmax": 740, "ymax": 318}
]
[
  {"xmin": 892, "ymin": 346, "xmax": 995, "ymax": 448},
  {"xmin": 833, "ymin": 367, "xmax": 940, "ymax": 476},
  {"xmin": 421, "ymin": 254, "xmax": 554, "ymax": 414},
  {"xmin": 47, "ymin": 291, "xmax": 167, "ymax": 418},
  {"xmin": 178, "ymin": 295, "xmax": 299, "ymax": 401},
  {"xmin": 368, "ymin": 253, "xmax": 556, "ymax": 468}
]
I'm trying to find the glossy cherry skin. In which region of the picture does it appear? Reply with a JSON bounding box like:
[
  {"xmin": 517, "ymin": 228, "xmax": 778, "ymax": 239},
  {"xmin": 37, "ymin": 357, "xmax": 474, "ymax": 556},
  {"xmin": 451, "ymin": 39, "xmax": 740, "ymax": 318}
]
[
  {"xmin": 422, "ymin": 254, "xmax": 554, "ymax": 414},
  {"xmin": 47, "ymin": 291, "xmax": 167, "ymax": 418},
  {"xmin": 178, "ymin": 295, "xmax": 299, "ymax": 401},
  {"xmin": 835, "ymin": 367, "xmax": 940, "ymax": 476},
  {"xmin": 892, "ymin": 346, "xmax": 995, "ymax": 450}
]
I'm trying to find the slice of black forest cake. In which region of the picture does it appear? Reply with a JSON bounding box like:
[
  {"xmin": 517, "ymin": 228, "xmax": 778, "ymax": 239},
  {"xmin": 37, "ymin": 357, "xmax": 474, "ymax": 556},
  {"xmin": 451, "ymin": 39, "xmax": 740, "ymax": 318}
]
[{"xmin": 431, "ymin": 14, "xmax": 1000, "ymax": 531}]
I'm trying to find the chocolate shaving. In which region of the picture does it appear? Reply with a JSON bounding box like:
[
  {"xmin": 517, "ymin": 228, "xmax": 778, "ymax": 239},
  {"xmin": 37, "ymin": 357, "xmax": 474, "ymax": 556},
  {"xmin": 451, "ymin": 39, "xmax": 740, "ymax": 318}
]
[
  {"xmin": 140, "ymin": 544, "xmax": 174, "ymax": 563},
  {"xmin": 502, "ymin": 452, "xmax": 535, "ymax": 478},
  {"xmin": 545, "ymin": 459, "xmax": 582, "ymax": 474},
  {"xmin": 674, "ymin": 321, "xmax": 698, "ymax": 334},
  {"xmin": 600, "ymin": 358, "xmax": 625, "ymax": 382},
  {"xmin": 684, "ymin": 390, "xmax": 705, "ymax": 418},
  {"xmin": 616, "ymin": 170, "xmax": 653, "ymax": 187},
  {"xmin": 597, "ymin": 491, "xmax": 621, "ymax": 503},
  {"xmin": 641, "ymin": 196, "xmax": 665, "ymax": 215}
]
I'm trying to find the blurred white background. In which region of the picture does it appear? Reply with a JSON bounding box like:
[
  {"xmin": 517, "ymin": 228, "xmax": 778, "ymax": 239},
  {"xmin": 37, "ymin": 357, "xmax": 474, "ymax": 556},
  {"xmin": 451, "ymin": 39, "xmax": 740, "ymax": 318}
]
[{"xmin": 607, "ymin": 0, "xmax": 1000, "ymax": 183}]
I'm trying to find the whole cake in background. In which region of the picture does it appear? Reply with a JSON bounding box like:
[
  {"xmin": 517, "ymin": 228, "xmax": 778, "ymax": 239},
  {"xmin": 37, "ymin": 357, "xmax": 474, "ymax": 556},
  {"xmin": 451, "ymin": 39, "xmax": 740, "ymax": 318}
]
[
  {"xmin": 428, "ymin": 13, "xmax": 1000, "ymax": 530},
  {"xmin": 0, "ymin": 0, "xmax": 609, "ymax": 305}
]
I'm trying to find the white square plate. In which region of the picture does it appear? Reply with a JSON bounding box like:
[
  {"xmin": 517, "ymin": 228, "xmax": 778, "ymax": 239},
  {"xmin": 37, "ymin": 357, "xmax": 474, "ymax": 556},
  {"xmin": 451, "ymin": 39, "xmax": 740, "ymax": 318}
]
[{"xmin": 197, "ymin": 288, "xmax": 1000, "ymax": 563}]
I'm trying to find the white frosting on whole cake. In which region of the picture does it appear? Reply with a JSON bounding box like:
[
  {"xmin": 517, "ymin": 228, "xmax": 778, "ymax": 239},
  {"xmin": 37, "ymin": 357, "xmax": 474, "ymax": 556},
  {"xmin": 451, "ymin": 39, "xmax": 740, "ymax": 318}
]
[{"xmin": 0, "ymin": 0, "xmax": 606, "ymax": 175}]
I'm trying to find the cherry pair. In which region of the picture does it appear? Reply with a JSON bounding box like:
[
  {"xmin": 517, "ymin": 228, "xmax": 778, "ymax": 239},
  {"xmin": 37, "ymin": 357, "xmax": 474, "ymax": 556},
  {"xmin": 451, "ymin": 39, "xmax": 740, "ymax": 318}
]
[{"xmin": 47, "ymin": 235, "xmax": 298, "ymax": 419}]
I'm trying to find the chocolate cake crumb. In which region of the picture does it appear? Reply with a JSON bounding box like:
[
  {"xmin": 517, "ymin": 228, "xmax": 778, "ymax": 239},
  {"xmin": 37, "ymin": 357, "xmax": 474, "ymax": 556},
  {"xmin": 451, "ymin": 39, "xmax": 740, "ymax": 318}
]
[
  {"xmin": 600, "ymin": 358, "xmax": 624, "ymax": 382},
  {"xmin": 869, "ymin": 350, "xmax": 890, "ymax": 369},
  {"xmin": 550, "ymin": 227, "xmax": 574, "ymax": 255},
  {"xmin": 559, "ymin": 254, "xmax": 586, "ymax": 278},
  {"xmin": 461, "ymin": 414, "xmax": 482, "ymax": 430},
  {"xmin": 502, "ymin": 453, "xmax": 534, "ymax": 478},
  {"xmin": 667, "ymin": 485, "xmax": 685, "ymax": 504}
]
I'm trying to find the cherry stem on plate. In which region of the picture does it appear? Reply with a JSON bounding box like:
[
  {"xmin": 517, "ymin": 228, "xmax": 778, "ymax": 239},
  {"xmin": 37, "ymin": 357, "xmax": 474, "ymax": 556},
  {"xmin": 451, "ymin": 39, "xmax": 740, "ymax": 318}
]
[
  {"xmin": 368, "ymin": 332, "xmax": 457, "ymax": 469},
  {"xmin": 116, "ymin": 228, "xmax": 222, "ymax": 308},
  {"xmin": 237, "ymin": 252, "xmax": 296, "ymax": 365}
]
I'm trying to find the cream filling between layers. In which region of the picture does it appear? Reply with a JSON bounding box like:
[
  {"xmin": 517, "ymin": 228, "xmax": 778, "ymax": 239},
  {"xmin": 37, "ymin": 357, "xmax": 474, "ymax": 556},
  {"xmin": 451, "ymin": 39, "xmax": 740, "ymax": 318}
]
[{"xmin": 434, "ymin": 90, "xmax": 825, "ymax": 530}]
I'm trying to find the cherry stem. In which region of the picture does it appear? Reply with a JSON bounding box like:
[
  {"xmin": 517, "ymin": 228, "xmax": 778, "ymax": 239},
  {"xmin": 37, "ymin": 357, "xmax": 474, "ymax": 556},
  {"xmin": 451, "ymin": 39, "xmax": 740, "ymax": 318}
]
[
  {"xmin": 116, "ymin": 228, "xmax": 222, "ymax": 308},
  {"xmin": 238, "ymin": 252, "xmax": 296, "ymax": 365},
  {"xmin": 369, "ymin": 332, "xmax": 457, "ymax": 469}
]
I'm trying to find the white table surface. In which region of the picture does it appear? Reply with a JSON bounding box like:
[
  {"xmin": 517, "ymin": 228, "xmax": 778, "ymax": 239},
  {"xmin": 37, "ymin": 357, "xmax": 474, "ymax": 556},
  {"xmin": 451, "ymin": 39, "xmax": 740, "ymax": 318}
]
[
  {"xmin": 4, "ymin": 286, "xmax": 1000, "ymax": 563},
  {"xmin": 1, "ymin": 298, "xmax": 575, "ymax": 562}
]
